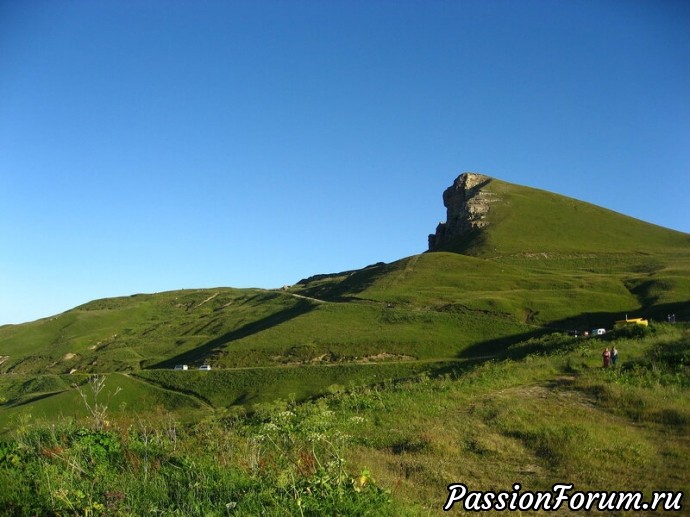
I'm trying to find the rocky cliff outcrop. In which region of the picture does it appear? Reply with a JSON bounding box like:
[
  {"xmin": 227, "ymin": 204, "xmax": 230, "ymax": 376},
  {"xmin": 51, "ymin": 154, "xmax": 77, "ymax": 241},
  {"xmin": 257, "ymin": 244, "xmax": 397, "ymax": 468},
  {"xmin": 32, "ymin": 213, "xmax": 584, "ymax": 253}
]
[{"xmin": 428, "ymin": 172, "xmax": 498, "ymax": 250}]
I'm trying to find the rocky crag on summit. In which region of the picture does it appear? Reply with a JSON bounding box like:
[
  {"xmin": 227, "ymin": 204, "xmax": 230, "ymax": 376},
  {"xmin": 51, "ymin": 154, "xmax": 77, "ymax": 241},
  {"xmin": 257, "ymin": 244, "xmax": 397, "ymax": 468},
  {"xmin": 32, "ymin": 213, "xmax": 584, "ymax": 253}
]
[{"xmin": 428, "ymin": 172, "xmax": 499, "ymax": 251}]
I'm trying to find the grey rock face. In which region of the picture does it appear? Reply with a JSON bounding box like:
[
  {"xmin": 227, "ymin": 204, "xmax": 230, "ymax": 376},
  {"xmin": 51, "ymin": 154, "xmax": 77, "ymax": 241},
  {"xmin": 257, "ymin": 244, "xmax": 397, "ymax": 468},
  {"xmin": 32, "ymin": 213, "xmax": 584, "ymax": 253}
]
[{"xmin": 428, "ymin": 172, "xmax": 498, "ymax": 250}]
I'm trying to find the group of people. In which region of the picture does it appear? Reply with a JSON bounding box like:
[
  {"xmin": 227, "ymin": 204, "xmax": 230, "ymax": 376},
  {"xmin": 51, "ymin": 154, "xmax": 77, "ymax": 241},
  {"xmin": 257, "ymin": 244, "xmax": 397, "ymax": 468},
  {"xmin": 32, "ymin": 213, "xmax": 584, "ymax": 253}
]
[{"xmin": 602, "ymin": 346, "xmax": 618, "ymax": 368}]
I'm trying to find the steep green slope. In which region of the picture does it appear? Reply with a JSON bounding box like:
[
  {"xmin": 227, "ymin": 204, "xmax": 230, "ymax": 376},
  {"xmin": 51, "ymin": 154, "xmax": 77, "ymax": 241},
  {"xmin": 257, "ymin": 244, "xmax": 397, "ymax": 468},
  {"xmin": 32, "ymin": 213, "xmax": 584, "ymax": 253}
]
[
  {"xmin": 0, "ymin": 250, "xmax": 655, "ymax": 377},
  {"xmin": 1, "ymin": 176, "xmax": 688, "ymax": 404},
  {"xmin": 292, "ymin": 250, "xmax": 688, "ymax": 332},
  {"xmin": 448, "ymin": 177, "xmax": 690, "ymax": 256}
]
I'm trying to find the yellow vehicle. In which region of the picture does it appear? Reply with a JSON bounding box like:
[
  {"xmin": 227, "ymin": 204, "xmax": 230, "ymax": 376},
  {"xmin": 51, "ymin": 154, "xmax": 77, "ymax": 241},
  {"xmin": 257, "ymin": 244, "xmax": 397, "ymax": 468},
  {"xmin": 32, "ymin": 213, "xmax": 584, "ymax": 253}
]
[{"xmin": 614, "ymin": 317, "xmax": 649, "ymax": 329}]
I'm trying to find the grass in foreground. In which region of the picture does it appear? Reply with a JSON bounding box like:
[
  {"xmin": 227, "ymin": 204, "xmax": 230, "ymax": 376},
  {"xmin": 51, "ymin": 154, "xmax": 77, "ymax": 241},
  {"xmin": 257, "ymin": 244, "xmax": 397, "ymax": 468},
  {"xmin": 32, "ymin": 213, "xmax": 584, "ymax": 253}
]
[{"xmin": 0, "ymin": 324, "xmax": 688, "ymax": 515}]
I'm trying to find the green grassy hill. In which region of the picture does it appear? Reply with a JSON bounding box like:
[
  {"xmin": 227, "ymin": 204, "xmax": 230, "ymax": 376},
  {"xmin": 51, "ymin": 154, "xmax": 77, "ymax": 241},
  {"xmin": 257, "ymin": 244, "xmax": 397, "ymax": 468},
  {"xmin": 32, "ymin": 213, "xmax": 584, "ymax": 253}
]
[
  {"xmin": 1, "ymin": 175, "xmax": 688, "ymax": 421},
  {"xmin": 1, "ymin": 175, "xmax": 688, "ymax": 514},
  {"xmin": 439, "ymin": 177, "xmax": 690, "ymax": 256}
]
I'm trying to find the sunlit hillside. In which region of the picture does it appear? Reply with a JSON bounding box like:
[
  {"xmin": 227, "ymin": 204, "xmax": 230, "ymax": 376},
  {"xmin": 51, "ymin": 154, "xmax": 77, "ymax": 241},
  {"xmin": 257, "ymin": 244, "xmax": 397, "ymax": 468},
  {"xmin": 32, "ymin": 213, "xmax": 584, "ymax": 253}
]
[{"xmin": 1, "ymin": 176, "xmax": 688, "ymax": 421}]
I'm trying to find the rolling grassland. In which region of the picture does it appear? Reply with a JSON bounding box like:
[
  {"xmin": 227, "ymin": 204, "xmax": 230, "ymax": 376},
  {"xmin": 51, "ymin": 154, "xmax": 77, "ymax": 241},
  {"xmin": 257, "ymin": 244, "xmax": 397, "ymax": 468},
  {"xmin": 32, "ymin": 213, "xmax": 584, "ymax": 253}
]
[{"xmin": 0, "ymin": 176, "xmax": 688, "ymax": 514}]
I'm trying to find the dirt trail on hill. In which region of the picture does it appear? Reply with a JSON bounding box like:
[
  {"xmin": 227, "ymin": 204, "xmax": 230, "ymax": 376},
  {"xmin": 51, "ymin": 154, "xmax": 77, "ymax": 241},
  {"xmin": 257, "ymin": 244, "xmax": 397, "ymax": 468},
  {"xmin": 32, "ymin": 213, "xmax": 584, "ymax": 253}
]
[{"xmin": 284, "ymin": 292, "xmax": 328, "ymax": 304}]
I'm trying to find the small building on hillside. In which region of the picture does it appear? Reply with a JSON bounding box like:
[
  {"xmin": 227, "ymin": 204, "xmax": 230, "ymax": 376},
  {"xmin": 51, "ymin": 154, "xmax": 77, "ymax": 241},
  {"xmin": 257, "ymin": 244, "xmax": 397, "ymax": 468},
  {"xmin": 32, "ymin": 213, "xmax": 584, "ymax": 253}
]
[{"xmin": 614, "ymin": 317, "xmax": 649, "ymax": 329}]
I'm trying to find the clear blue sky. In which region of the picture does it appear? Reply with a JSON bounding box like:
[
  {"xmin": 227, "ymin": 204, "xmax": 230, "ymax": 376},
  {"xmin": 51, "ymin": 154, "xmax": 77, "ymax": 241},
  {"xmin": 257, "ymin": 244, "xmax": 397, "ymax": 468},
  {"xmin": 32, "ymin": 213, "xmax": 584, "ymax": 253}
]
[{"xmin": 1, "ymin": 1, "xmax": 689, "ymax": 325}]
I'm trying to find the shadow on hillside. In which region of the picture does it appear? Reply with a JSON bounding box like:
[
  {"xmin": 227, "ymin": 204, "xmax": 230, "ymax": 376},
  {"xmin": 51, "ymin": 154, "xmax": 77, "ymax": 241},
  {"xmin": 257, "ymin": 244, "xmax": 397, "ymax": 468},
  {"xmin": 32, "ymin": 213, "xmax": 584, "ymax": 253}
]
[
  {"xmin": 150, "ymin": 299, "xmax": 316, "ymax": 369},
  {"xmin": 295, "ymin": 261, "xmax": 403, "ymax": 302},
  {"xmin": 9, "ymin": 391, "xmax": 65, "ymax": 408},
  {"xmin": 427, "ymin": 228, "xmax": 488, "ymax": 255},
  {"xmin": 424, "ymin": 357, "xmax": 497, "ymax": 380},
  {"xmin": 458, "ymin": 300, "xmax": 690, "ymax": 361}
]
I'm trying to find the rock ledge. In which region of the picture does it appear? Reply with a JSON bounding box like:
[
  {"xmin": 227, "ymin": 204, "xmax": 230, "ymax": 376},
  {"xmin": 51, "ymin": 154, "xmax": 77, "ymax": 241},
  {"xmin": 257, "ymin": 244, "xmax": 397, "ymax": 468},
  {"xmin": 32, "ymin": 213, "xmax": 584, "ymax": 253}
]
[{"xmin": 428, "ymin": 172, "xmax": 499, "ymax": 250}]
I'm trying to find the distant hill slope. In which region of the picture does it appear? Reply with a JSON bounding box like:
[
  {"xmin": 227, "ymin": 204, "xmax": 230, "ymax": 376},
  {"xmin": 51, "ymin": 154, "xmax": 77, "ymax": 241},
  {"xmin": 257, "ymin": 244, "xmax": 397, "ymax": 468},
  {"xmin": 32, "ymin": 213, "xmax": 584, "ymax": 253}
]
[{"xmin": 1, "ymin": 174, "xmax": 688, "ymax": 380}]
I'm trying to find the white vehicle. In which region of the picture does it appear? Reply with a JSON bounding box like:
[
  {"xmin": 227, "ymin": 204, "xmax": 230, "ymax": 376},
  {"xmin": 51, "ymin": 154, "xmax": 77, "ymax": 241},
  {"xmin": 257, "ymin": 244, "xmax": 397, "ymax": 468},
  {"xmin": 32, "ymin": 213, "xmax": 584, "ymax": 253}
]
[
  {"xmin": 174, "ymin": 364, "xmax": 188, "ymax": 370},
  {"xmin": 198, "ymin": 365, "xmax": 212, "ymax": 371},
  {"xmin": 591, "ymin": 328, "xmax": 606, "ymax": 336}
]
